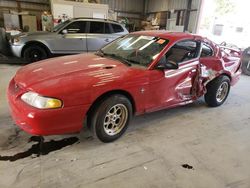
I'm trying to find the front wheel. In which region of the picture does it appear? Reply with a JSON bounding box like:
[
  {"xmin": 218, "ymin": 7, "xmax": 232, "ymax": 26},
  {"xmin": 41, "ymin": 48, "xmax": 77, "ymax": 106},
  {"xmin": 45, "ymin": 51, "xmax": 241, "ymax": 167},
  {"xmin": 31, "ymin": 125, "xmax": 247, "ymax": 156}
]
[
  {"xmin": 205, "ymin": 76, "xmax": 230, "ymax": 107},
  {"xmin": 90, "ymin": 95, "xmax": 132, "ymax": 143},
  {"xmin": 23, "ymin": 45, "xmax": 48, "ymax": 63}
]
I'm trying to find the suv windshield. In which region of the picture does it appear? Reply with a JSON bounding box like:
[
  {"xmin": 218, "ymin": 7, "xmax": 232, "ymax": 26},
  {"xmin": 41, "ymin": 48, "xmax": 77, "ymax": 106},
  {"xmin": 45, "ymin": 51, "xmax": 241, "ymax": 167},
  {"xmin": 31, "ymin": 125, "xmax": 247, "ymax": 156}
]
[
  {"xmin": 100, "ymin": 34, "xmax": 169, "ymax": 67},
  {"xmin": 53, "ymin": 20, "xmax": 71, "ymax": 32}
]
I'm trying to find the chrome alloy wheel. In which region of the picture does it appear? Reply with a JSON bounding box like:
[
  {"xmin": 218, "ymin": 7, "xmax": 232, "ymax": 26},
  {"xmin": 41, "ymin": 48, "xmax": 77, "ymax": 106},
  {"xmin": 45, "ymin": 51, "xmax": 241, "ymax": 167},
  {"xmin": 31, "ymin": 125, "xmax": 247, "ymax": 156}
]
[
  {"xmin": 103, "ymin": 104, "xmax": 128, "ymax": 136},
  {"xmin": 216, "ymin": 82, "xmax": 229, "ymax": 103}
]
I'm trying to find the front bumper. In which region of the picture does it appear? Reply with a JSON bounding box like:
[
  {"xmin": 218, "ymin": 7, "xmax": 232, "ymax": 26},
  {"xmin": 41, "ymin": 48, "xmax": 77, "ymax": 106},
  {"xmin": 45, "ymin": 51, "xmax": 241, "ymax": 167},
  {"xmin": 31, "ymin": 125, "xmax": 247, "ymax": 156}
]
[
  {"xmin": 10, "ymin": 44, "xmax": 23, "ymax": 57},
  {"xmin": 7, "ymin": 79, "xmax": 90, "ymax": 136}
]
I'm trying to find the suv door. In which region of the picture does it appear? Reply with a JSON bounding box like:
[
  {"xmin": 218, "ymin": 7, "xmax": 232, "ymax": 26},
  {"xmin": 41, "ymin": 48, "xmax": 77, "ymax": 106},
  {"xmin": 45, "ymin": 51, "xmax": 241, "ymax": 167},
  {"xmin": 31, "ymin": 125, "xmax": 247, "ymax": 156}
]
[
  {"xmin": 48, "ymin": 21, "xmax": 87, "ymax": 54},
  {"xmin": 146, "ymin": 40, "xmax": 201, "ymax": 111},
  {"xmin": 86, "ymin": 21, "xmax": 117, "ymax": 52}
]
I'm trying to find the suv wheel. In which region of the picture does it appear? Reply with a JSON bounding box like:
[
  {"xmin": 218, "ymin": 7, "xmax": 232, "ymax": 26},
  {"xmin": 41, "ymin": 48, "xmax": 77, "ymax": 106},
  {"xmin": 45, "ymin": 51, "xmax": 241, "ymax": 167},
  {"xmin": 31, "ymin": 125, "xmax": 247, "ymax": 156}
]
[
  {"xmin": 242, "ymin": 47, "xmax": 250, "ymax": 76},
  {"xmin": 23, "ymin": 45, "xmax": 48, "ymax": 63}
]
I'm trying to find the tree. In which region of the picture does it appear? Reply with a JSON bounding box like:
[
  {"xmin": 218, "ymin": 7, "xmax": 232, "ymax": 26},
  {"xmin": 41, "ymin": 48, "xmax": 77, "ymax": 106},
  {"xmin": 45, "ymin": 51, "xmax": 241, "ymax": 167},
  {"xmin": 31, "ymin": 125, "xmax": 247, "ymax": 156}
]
[{"xmin": 214, "ymin": 0, "xmax": 236, "ymax": 16}]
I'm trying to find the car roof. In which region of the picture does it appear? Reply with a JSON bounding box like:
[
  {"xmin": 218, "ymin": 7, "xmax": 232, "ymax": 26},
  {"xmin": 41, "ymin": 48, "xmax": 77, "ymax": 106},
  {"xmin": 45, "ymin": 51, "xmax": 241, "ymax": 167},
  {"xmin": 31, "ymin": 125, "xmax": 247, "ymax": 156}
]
[
  {"xmin": 132, "ymin": 30, "xmax": 204, "ymax": 41},
  {"xmin": 72, "ymin": 17, "xmax": 120, "ymax": 24}
]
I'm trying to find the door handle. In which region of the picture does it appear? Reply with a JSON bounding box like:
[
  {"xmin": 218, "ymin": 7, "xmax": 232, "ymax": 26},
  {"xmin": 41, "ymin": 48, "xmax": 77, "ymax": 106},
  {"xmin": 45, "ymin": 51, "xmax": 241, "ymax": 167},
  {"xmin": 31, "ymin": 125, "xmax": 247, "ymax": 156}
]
[
  {"xmin": 105, "ymin": 38, "xmax": 110, "ymax": 42},
  {"xmin": 191, "ymin": 69, "xmax": 196, "ymax": 73}
]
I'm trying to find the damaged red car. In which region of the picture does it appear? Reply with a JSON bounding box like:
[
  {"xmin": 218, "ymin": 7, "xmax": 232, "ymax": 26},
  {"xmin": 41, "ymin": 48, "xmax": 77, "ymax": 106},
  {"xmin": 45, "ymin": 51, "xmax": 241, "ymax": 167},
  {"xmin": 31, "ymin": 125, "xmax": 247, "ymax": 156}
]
[{"xmin": 8, "ymin": 31, "xmax": 242, "ymax": 142}]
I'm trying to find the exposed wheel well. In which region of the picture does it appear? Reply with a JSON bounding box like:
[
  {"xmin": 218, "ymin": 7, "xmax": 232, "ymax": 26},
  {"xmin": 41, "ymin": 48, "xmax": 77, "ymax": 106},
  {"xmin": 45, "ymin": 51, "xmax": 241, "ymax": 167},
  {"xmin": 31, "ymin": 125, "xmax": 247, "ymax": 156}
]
[
  {"xmin": 87, "ymin": 90, "xmax": 136, "ymax": 118},
  {"xmin": 21, "ymin": 41, "xmax": 51, "ymax": 57},
  {"xmin": 220, "ymin": 73, "xmax": 231, "ymax": 81},
  {"xmin": 207, "ymin": 73, "xmax": 231, "ymax": 85}
]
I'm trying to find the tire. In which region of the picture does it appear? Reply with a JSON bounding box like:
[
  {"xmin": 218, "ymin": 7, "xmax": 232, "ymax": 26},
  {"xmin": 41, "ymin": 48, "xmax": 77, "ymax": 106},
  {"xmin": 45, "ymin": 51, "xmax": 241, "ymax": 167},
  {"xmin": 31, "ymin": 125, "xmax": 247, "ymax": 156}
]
[
  {"xmin": 0, "ymin": 28, "xmax": 11, "ymax": 56},
  {"xmin": 23, "ymin": 45, "xmax": 48, "ymax": 63},
  {"xmin": 205, "ymin": 76, "xmax": 230, "ymax": 107},
  {"xmin": 89, "ymin": 94, "xmax": 132, "ymax": 143},
  {"xmin": 241, "ymin": 47, "xmax": 250, "ymax": 76}
]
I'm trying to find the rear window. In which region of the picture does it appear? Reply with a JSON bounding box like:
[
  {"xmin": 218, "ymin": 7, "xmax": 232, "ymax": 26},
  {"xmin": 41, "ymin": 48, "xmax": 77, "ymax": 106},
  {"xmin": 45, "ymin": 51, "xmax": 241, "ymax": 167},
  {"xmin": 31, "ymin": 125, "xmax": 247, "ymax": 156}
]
[
  {"xmin": 105, "ymin": 23, "xmax": 111, "ymax": 34},
  {"xmin": 111, "ymin": 24, "xmax": 124, "ymax": 33},
  {"xmin": 89, "ymin": 21, "xmax": 104, "ymax": 33}
]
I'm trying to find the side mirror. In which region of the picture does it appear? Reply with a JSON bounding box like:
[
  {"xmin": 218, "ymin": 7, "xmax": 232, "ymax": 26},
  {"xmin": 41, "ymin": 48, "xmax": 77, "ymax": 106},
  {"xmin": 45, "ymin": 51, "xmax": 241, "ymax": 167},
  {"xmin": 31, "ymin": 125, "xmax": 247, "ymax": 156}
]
[
  {"xmin": 62, "ymin": 29, "xmax": 68, "ymax": 34},
  {"xmin": 157, "ymin": 56, "xmax": 178, "ymax": 70}
]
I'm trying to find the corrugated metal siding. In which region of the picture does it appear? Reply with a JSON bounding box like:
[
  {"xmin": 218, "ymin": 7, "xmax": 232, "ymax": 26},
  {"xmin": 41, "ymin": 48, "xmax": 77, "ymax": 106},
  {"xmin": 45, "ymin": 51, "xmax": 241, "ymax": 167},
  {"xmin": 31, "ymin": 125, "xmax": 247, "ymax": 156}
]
[
  {"xmin": 147, "ymin": 0, "xmax": 200, "ymax": 13},
  {"xmin": 20, "ymin": 2, "xmax": 49, "ymax": 10},
  {"xmin": 168, "ymin": 0, "xmax": 187, "ymax": 10},
  {"xmin": 100, "ymin": 0, "xmax": 144, "ymax": 13},
  {"xmin": 191, "ymin": 0, "xmax": 200, "ymax": 9},
  {"xmin": 0, "ymin": 0, "xmax": 49, "ymax": 10},
  {"xmin": 147, "ymin": 0, "xmax": 169, "ymax": 12},
  {"xmin": 0, "ymin": 0, "xmax": 17, "ymax": 8},
  {"xmin": 19, "ymin": 0, "xmax": 48, "ymax": 3}
]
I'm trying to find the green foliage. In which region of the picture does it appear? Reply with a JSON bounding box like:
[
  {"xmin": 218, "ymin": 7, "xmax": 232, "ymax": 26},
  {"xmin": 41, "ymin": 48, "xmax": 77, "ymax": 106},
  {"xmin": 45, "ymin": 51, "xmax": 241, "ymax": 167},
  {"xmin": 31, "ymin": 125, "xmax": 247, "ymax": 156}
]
[
  {"xmin": 201, "ymin": 17, "xmax": 212, "ymax": 29},
  {"xmin": 215, "ymin": 0, "xmax": 236, "ymax": 16}
]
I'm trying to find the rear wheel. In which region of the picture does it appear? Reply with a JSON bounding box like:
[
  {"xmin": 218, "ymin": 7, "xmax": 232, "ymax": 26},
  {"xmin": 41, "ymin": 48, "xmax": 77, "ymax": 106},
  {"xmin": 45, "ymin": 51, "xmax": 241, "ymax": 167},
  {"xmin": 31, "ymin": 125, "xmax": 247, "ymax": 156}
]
[
  {"xmin": 205, "ymin": 76, "xmax": 230, "ymax": 107},
  {"xmin": 242, "ymin": 47, "xmax": 250, "ymax": 76},
  {"xmin": 23, "ymin": 45, "xmax": 48, "ymax": 63},
  {"xmin": 89, "ymin": 94, "xmax": 132, "ymax": 143}
]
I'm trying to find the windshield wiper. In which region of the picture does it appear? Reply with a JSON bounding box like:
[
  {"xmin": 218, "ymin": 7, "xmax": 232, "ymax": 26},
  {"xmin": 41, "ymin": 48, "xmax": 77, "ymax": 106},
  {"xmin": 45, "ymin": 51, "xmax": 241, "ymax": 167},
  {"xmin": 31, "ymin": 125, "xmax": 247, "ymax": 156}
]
[
  {"xmin": 123, "ymin": 58, "xmax": 140, "ymax": 65},
  {"xmin": 97, "ymin": 51, "xmax": 132, "ymax": 66},
  {"xmin": 106, "ymin": 54, "xmax": 132, "ymax": 66}
]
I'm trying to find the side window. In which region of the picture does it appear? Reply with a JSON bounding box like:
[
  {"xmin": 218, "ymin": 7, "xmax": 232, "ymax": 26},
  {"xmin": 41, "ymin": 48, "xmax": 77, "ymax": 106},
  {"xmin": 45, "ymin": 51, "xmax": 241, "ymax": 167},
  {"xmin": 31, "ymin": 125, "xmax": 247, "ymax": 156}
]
[
  {"xmin": 165, "ymin": 40, "xmax": 199, "ymax": 63},
  {"xmin": 89, "ymin": 21, "xmax": 104, "ymax": 34},
  {"xmin": 111, "ymin": 24, "xmax": 124, "ymax": 33},
  {"xmin": 105, "ymin": 23, "xmax": 111, "ymax": 34},
  {"xmin": 62, "ymin": 21, "xmax": 86, "ymax": 33},
  {"xmin": 201, "ymin": 43, "xmax": 213, "ymax": 57}
]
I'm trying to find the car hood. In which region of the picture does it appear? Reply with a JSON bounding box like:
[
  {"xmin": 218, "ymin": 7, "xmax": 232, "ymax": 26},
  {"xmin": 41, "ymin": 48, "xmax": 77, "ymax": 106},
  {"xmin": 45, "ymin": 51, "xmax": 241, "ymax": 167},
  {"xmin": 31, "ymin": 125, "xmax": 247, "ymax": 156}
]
[
  {"xmin": 14, "ymin": 31, "xmax": 56, "ymax": 39},
  {"xmin": 26, "ymin": 31, "xmax": 53, "ymax": 36},
  {"xmin": 15, "ymin": 53, "xmax": 131, "ymax": 88}
]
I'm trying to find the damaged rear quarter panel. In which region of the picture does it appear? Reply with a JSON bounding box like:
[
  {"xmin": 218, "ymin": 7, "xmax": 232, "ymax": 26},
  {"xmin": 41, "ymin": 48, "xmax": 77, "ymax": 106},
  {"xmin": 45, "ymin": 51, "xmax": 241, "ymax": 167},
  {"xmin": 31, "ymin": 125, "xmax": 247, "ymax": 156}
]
[{"xmin": 199, "ymin": 47, "xmax": 241, "ymax": 92}]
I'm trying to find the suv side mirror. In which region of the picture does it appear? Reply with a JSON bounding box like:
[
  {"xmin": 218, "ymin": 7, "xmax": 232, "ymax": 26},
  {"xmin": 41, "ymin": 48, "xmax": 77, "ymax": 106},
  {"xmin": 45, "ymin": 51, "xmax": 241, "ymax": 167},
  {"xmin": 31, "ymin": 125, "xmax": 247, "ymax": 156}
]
[
  {"xmin": 62, "ymin": 29, "xmax": 68, "ymax": 34},
  {"xmin": 157, "ymin": 56, "xmax": 179, "ymax": 70}
]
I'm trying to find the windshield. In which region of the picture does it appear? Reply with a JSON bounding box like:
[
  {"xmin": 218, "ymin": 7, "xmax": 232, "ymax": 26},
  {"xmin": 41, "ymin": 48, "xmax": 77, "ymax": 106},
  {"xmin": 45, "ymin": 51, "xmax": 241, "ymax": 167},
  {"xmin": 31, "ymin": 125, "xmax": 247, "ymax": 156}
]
[
  {"xmin": 100, "ymin": 34, "xmax": 169, "ymax": 67},
  {"xmin": 53, "ymin": 20, "xmax": 71, "ymax": 32}
]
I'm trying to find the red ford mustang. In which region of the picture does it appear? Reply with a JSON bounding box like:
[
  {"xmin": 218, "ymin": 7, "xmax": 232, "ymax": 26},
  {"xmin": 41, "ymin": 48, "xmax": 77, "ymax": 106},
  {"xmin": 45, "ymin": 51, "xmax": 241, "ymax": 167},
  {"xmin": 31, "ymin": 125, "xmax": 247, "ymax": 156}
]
[{"xmin": 8, "ymin": 31, "xmax": 242, "ymax": 142}]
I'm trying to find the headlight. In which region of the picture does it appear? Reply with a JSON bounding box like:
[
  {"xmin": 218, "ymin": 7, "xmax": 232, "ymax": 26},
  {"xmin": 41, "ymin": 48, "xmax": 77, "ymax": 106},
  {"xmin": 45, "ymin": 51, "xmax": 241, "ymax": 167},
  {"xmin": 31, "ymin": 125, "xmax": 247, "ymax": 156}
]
[
  {"xmin": 21, "ymin": 91, "xmax": 63, "ymax": 109},
  {"xmin": 14, "ymin": 37, "xmax": 20, "ymax": 43}
]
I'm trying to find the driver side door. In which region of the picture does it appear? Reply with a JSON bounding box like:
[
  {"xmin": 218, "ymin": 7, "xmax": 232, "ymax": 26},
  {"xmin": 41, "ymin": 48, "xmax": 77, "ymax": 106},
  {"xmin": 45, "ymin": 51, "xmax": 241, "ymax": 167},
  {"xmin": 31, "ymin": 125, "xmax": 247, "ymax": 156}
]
[
  {"xmin": 48, "ymin": 21, "xmax": 87, "ymax": 54},
  {"xmin": 146, "ymin": 40, "xmax": 201, "ymax": 112}
]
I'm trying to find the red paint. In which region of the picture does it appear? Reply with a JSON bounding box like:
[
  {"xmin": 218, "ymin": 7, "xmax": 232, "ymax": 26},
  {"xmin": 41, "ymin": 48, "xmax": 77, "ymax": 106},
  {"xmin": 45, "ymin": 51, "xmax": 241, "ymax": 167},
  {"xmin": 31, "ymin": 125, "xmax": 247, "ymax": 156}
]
[{"xmin": 7, "ymin": 32, "xmax": 242, "ymax": 136}]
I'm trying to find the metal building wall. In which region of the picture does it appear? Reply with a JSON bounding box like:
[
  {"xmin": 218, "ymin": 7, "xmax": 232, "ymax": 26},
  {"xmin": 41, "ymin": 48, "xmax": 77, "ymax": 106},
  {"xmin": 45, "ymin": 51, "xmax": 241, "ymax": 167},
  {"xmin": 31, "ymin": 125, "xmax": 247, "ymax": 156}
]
[
  {"xmin": 168, "ymin": 0, "xmax": 187, "ymax": 10},
  {"xmin": 191, "ymin": 0, "xmax": 200, "ymax": 9},
  {"xmin": 146, "ymin": 0, "xmax": 200, "ymax": 13},
  {"xmin": 0, "ymin": 0, "xmax": 49, "ymax": 11},
  {"xmin": 0, "ymin": 0, "xmax": 50, "ymax": 28},
  {"xmin": 146, "ymin": 0, "xmax": 168, "ymax": 13},
  {"xmin": 100, "ymin": 0, "xmax": 144, "ymax": 13}
]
